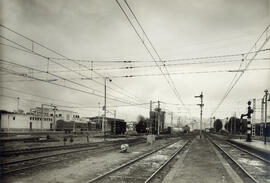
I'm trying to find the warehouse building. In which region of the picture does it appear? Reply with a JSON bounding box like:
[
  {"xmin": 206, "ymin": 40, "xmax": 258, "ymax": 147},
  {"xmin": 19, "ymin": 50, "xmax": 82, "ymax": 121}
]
[
  {"xmin": 85, "ymin": 116, "xmax": 126, "ymax": 135},
  {"xmin": 149, "ymin": 107, "xmax": 165, "ymax": 134}
]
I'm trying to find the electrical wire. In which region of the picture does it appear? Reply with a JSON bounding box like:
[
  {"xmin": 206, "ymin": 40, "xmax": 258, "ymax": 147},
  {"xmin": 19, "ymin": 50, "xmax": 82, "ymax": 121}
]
[
  {"xmin": 0, "ymin": 94, "xmax": 149, "ymax": 109},
  {"xmin": 0, "ymin": 64, "xmax": 148, "ymax": 107},
  {"xmin": 16, "ymin": 57, "xmax": 270, "ymax": 73},
  {"xmin": 211, "ymin": 24, "xmax": 270, "ymax": 117},
  {"xmin": 116, "ymin": 0, "xmax": 189, "ymax": 114},
  {"xmin": 0, "ymin": 25, "xmax": 146, "ymax": 105}
]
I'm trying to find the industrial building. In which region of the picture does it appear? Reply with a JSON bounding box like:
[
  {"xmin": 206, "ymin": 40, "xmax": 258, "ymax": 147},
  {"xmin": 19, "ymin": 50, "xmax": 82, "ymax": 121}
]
[
  {"xmin": 85, "ymin": 116, "xmax": 126, "ymax": 135},
  {"xmin": 149, "ymin": 107, "xmax": 165, "ymax": 134}
]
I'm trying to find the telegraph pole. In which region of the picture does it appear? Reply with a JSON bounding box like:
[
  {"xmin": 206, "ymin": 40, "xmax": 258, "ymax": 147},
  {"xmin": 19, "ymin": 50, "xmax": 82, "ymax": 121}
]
[
  {"xmin": 150, "ymin": 100, "xmax": 152, "ymax": 134},
  {"xmin": 53, "ymin": 106, "xmax": 56, "ymax": 131},
  {"xmin": 41, "ymin": 104, "xmax": 44, "ymax": 131},
  {"xmin": 102, "ymin": 77, "xmax": 112, "ymax": 138},
  {"xmin": 114, "ymin": 110, "xmax": 116, "ymax": 135},
  {"xmin": 234, "ymin": 112, "xmax": 237, "ymax": 134},
  {"xmin": 171, "ymin": 112, "xmax": 173, "ymax": 127},
  {"xmin": 261, "ymin": 98, "xmax": 264, "ymax": 137},
  {"xmin": 261, "ymin": 98, "xmax": 264, "ymax": 124},
  {"xmin": 264, "ymin": 89, "xmax": 268, "ymax": 144},
  {"xmin": 195, "ymin": 92, "xmax": 204, "ymax": 139},
  {"xmin": 230, "ymin": 116, "xmax": 233, "ymax": 134},
  {"xmin": 17, "ymin": 97, "xmax": 20, "ymax": 111},
  {"xmin": 98, "ymin": 102, "xmax": 101, "ymax": 130},
  {"xmin": 157, "ymin": 100, "xmax": 160, "ymax": 135}
]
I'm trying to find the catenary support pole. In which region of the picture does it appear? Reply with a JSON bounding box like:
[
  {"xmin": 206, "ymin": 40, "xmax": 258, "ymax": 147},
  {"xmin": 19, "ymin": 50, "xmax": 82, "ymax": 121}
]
[
  {"xmin": 195, "ymin": 92, "xmax": 204, "ymax": 139},
  {"xmin": 264, "ymin": 89, "xmax": 268, "ymax": 144}
]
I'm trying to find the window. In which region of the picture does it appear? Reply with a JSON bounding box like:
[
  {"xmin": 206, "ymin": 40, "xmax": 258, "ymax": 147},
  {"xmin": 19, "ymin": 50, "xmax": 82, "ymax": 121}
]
[
  {"xmin": 50, "ymin": 114, "xmax": 53, "ymax": 117},
  {"xmin": 66, "ymin": 114, "xmax": 70, "ymax": 121},
  {"xmin": 59, "ymin": 114, "xmax": 62, "ymax": 117},
  {"xmin": 13, "ymin": 116, "xmax": 15, "ymax": 120}
]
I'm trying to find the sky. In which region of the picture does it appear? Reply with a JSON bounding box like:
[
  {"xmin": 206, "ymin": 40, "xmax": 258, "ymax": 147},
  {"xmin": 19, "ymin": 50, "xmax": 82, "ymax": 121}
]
[{"xmin": 0, "ymin": 0, "xmax": 270, "ymax": 126}]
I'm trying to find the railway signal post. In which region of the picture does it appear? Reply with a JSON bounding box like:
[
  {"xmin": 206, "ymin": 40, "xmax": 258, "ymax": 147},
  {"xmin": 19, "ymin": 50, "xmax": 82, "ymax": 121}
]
[{"xmin": 246, "ymin": 101, "xmax": 254, "ymax": 142}]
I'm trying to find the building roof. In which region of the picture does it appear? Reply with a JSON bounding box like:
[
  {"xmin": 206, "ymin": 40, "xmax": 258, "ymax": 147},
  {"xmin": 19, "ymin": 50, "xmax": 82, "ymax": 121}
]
[{"xmin": 86, "ymin": 116, "xmax": 125, "ymax": 122}]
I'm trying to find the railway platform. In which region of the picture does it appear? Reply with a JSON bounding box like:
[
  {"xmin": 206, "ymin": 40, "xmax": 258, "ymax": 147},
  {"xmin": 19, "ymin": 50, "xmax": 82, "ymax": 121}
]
[
  {"xmin": 162, "ymin": 135, "xmax": 243, "ymax": 183},
  {"xmin": 228, "ymin": 138, "xmax": 270, "ymax": 155}
]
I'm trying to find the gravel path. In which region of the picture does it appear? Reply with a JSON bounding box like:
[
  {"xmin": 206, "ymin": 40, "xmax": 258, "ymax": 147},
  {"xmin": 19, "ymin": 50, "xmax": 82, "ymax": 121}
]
[{"xmin": 162, "ymin": 135, "xmax": 240, "ymax": 183}]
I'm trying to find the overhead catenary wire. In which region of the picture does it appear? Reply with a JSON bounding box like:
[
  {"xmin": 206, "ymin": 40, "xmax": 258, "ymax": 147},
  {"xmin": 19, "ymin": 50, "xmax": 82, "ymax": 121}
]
[
  {"xmin": 36, "ymin": 67, "xmax": 269, "ymax": 79},
  {"xmin": 0, "ymin": 94, "xmax": 149, "ymax": 109},
  {"xmin": 1, "ymin": 40, "xmax": 269, "ymax": 71},
  {"xmin": 0, "ymin": 86, "xmax": 98, "ymax": 107},
  {"xmin": 0, "ymin": 35, "xmax": 141, "ymax": 104},
  {"xmin": 13, "ymin": 57, "xmax": 269, "ymax": 73},
  {"xmin": 0, "ymin": 25, "xmax": 147, "ymax": 105},
  {"xmin": 115, "ymin": 0, "xmax": 190, "ymax": 114},
  {"xmin": 211, "ymin": 24, "xmax": 270, "ymax": 117},
  {"xmin": 123, "ymin": 0, "xmax": 189, "ymax": 114},
  {"xmin": 2, "ymin": 47, "xmax": 267, "ymax": 64},
  {"xmin": 0, "ymin": 64, "xmax": 148, "ymax": 109}
]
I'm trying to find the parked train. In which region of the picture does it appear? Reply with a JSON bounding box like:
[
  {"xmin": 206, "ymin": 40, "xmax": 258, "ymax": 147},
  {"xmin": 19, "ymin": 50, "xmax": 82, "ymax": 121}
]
[{"xmin": 55, "ymin": 118, "xmax": 126, "ymax": 135}]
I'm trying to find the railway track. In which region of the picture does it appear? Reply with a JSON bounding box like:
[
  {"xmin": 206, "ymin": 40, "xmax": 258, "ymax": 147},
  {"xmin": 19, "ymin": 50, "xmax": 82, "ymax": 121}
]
[
  {"xmin": 0, "ymin": 138, "xmax": 145, "ymax": 176},
  {"xmin": 0, "ymin": 137, "xmax": 144, "ymax": 157},
  {"xmin": 207, "ymin": 135, "xmax": 270, "ymax": 183},
  {"xmin": 87, "ymin": 138, "xmax": 191, "ymax": 183}
]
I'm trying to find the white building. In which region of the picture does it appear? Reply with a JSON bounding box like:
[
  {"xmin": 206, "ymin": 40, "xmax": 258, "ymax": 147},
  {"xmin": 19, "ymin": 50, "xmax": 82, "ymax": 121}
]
[
  {"xmin": 0, "ymin": 110, "xmax": 53, "ymax": 132},
  {"xmin": 30, "ymin": 107, "xmax": 85, "ymax": 123},
  {"xmin": 0, "ymin": 107, "xmax": 86, "ymax": 133}
]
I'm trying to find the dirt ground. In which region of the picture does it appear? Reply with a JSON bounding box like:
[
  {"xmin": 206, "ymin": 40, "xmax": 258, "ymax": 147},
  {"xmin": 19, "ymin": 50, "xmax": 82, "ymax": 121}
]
[
  {"xmin": 1, "ymin": 137, "xmax": 179, "ymax": 183},
  {"xmin": 1, "ymin": 134, "xmax": 114, "ymax": 151},
  {"xmin": 162, "ymin": 135, "xmax": 241, "ymax": 183}
]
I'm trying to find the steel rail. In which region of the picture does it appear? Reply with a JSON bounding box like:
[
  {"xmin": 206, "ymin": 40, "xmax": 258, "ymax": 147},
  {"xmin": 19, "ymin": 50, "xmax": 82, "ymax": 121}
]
[
  {"xmin": 0, "ymin": 140, "xmax": 144, "ymax": 176},
  {"xmin": 209, "ymin": 133, "xmax": 270, "ymax": 164},
  {"xmin": 225, "ymin": 141, "xmax": 270, "ymax": 164},
  {"xmin": 144, "ymin": 140, "xmax": 189, "ymax": 183},
  {"xmin": 207, "ymin": 136, "xmax": 258, "ymax": 183},
  {"xmin": 0, "ymin": 139, "xmax": 144, "ymax": 166},
  {"xmin": 1, "ymin": 143, "xmax": 99, "ymax": 156},
  {"xmin": 86, "ymin": 139, "xmax": 188, "ymax": 183},
  {"xmin": 1, "ymin": 138, "xmax": 143, "ymax": 156}
]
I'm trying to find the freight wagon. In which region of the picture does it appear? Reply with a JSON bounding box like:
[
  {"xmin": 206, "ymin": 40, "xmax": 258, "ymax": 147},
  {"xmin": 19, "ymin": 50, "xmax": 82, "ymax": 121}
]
[{"xmin": 56, "ymin": 120, "xmax": 88, "ymax": 133}]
